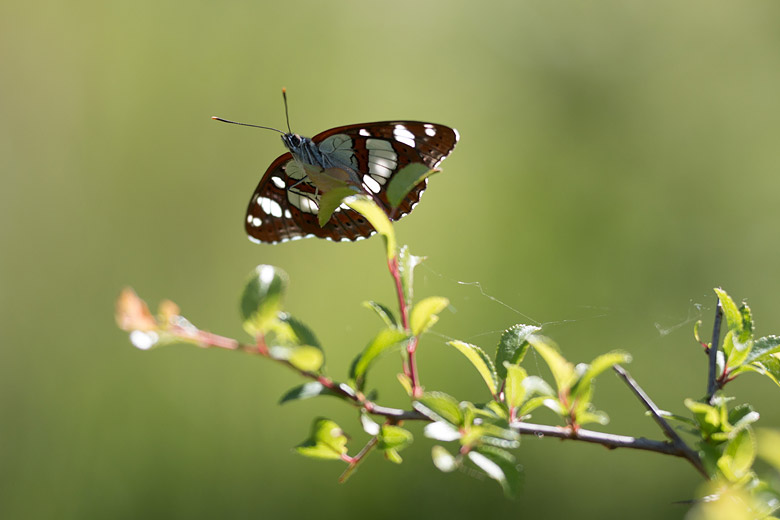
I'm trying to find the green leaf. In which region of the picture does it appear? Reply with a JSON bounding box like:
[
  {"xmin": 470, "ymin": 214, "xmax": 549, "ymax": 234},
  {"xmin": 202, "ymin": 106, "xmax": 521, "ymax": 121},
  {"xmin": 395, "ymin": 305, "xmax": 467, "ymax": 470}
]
[
  {"xmin": 495, "ymin": 324, "xmax": 541, "ymax": 379},
  {"xmin": 387, "ymin": 163, "xmax": 438, "ymax": 208},
  {"xmin": 447, "ymin": 340, "xmax": 499, "ymax": 396},
  {"xmin": 571, "ymin": 350, "xmax": 632, "ymax": 403},
  {"xmin": 378, "ymin": 425, "xmax": 413, "ymax": 455},
  {"xmin": 414, "ymin": 391, "xmax": 464, "ymax": 426},
  {"xmin": 362, "ymin": 301, "xmax": 398, "ymax": 329},
  {"xmin": 345, "ymin": 195, "xmax": 396, "ymax": 259},
  {"xmin": 739, "ymin": 303, "xmax": 753, "ymax": 343},
  {"xmin": 349, "ymin": 328, "xmax": 409, "ymax": 391},
  {"xmin": 295, "ymin": 418, "xmax": 348, "ymax": 460},
  {"xmin": 410, "ymin": 297, "xmax": 449, "ymax": 336},
  {"xmin": 279, "ymin": 382, "xmax": 342, "ymax": 404},
  {"xmin": 468, "ymin": 447, "xmax": 523, "ymax": 499},
  {"xmin": 715, "ymin": 288, "xmax": 743, "ymax": 335},
  {"xmin": 717, "ymin": 428, "xmax": 756, "ymax": 482},
  {"xmin": 745, "ymin": 336, "xmax": 780, "ymax": 364},
  {"xmin": 240, "ymin": 265, "xmax": 288, "ymax": 336},
  {"xmin": 519, "ymin": 396, "xmax": 554, "ymax": 417},
  {"xmin": 575, "ymin": 408, "xmax": 610, "ymax": 426},
  {"xmin": 432, "ymin": 446, "xmax": 459, "ymax": 472},
  {"xmin": 527, "ymin": 335, "xmax": 576, "ymax": 392},
  {"xmin": 693, "ymin": 320, "xmax": 704, "ymax": 344},
  {"xmin": 503, "ymin": 363, "xmax": 528, "ymax": 410},
  {"xmin": 317, "ymin": 186, "xmax": 361, "ymax": 227},
  {"xmin": 685, "ymin": 398, "xmax": 722, "ymax": 435},
  {"xmin": 397, "ymin": 245, "xmax": 423, "ymax": 309},
  {"xmin": 397, "ymin": 373, "xmax": 414, "ymax": 396},
  {"xmin": 274, "ymin": 313, "xmax": 322, "ymax": 349},
  {"xmin": 269, "ymin": 345, "xmax": 324, "ymax": 373}
]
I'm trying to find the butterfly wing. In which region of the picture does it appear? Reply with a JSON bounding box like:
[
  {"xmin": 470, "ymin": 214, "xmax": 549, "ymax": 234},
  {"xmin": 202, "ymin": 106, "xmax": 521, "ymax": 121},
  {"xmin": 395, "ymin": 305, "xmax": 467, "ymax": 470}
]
[{"xmin": 245, "ymin": 121, "xmax": 458, "ymax": 244}]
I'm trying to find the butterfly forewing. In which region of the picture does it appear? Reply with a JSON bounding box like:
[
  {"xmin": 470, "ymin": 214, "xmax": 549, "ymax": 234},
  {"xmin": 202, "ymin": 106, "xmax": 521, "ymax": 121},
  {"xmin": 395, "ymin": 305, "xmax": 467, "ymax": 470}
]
[{"xmin": 245, "ymin": 121, "xmax": 458, "ymax": 244}]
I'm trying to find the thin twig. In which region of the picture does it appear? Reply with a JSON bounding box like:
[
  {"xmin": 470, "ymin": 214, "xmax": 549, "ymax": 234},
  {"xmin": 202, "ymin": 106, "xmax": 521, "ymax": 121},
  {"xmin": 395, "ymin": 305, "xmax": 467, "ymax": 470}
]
[
  {"xmin": 613, "ymin": 365, "xmax": 708, "ymax": 478},
  {"xmin": 706, "ymin": 300, "xmax": 723, "ymax": 402}
]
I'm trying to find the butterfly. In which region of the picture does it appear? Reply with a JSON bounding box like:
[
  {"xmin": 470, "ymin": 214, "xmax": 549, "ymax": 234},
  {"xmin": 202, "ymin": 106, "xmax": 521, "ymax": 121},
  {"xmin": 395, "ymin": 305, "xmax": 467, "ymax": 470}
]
[{"xmin": 214, "ymin": 92, "xmax": 459, "ymax": 244}]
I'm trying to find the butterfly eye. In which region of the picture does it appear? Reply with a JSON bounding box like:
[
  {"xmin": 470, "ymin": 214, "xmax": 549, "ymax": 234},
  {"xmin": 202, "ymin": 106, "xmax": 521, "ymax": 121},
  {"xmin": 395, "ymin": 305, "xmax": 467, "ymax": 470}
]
[{"xmin": 289, "ymin": 134, "xmax": 302, "ymax": 147}]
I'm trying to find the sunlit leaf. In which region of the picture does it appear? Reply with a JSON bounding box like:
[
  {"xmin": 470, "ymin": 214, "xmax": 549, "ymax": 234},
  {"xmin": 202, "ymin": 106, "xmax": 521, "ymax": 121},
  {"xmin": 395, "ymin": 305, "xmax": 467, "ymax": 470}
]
[
  {"xmin": 345, "ymin": 195, "xmax": 396, "ymax": 259},
  {"xmin": 432, "ymin": 446, "xmax": 459, "ymax": 472},
  {"xmin": 414, "ymin": 392, "xmax": 463, "ymax": 426},
  {"xmin": 503, "ymin": 363, "xmax": 527, "ymax": 410},
  {"xmin": 295, "ymin": 418, "xmax": 348, "ymax": 460},
  {"xmin": 270, "ymin": 345, "xmax": 324, "ymax": 373},
  {"xmin": 411, "ymin": 297, "xmax": 450, "ymax": 336},
  {"xmin": 717, "ymin": 428, "xmax": 756, "ymax": 482},
  {"xmin": 571, "ymin": 350, "xmax": 632, "ymax": 403},
  {"xmin": 424, "ymin": 421, "xmax": 462, "ymax": 442},
  {"xmin": 240, "ymin": 265, "xmax": 288, "ymax": 336},
  {"xmin": 527, "ymin": 335, "xmax": 576, "ymax": 392},
  {"xmin": 468, "ymin": 446, "xmax": 523, "ymax": 499},
  {"xmin": 745, "ymin": 336, "xmax": 780, "ymax": 364},
  {"xmin": 447, "ymin": 340, "xmax": 498, "ymax": 396},
  {"xmin": 362, "ymin": 300, "xmax": 398, "ymax": 329},
  {"xmin": 495, "ymin": 324, "xmax": 540, "ymax": 379},
  {"xmin": 397, "ymin": 245, "xmax": 423, "ymax": 309},
  {"xmin": 379, "ymin": 425, "xmax": 413, "ymax": 454},
  {"xmin": 349, "ymin": 328, "xmax": 409, "ymax": 391},
  {"xmin": 715, "ymin": 288, "xmax": 743, "ymax": 335}
]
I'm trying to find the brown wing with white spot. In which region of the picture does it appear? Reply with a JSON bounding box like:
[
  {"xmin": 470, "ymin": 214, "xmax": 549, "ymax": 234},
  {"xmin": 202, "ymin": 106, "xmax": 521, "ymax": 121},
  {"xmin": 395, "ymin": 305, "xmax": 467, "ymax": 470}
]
[
  {"xmin": 245, "ymin": 121, "xmax": 458, "ymax": 244},
  {"xmin": 245, "ymin": 153, "xmax": 376, "ymax": 244}
]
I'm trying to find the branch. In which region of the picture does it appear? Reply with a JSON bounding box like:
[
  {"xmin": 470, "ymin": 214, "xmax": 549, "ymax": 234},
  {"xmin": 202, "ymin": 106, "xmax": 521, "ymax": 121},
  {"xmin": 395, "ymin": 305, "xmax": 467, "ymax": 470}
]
[
  {"xmin": 166, "ymin": 322, "xmax": 709, "ymax": 475},
  {"xmin": 613, "ymin": 365, "xmax": 707, "ymax": 478}
]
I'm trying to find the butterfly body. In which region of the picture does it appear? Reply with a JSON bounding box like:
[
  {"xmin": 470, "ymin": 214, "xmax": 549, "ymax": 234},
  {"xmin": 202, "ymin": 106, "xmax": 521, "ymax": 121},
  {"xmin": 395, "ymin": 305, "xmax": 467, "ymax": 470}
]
[{"xmin": 245, "ymin": 121, "xmax": 458, "ymax": 244}]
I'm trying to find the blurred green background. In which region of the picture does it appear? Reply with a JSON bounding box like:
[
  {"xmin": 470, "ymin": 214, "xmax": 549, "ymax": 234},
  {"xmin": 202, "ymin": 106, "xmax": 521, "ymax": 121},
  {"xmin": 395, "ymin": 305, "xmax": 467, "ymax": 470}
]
[{"xmin": 3, "ymin": 1, "xmax": 780, "ymax": 518}]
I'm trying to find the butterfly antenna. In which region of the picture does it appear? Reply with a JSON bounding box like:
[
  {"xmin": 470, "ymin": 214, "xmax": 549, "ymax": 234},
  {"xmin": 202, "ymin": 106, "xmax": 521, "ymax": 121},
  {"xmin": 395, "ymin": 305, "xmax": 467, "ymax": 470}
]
[
  {"xmin": 211, "ymin": 116, "xmax": 285, "ymax": 134},
  {"xmin": 282, "ymin": 87, "xmax": 292, "ymax": 134}
]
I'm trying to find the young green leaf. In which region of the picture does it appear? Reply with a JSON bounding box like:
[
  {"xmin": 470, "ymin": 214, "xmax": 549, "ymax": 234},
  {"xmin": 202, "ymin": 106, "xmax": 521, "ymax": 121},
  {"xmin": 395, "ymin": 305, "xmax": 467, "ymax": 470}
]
[
  {"xmin": 432, "ymin": 446, "xmax": 459, "ymax": 472},
  {"xmin": 378, "ymin": 424, "xmax": 413, "ymax": 463},
  {"xmin": 349, "ymin": 328, "xmax": 409, "ymax": 391},
  {"xmin": 495, "ymin": 324, "xmax": 541, "ymax": 379},
  {"xmin": 279, "ymin": 382, "xmax": 341, "ymax": 404},
  {"xmin": 744, "ymin": 336, "xmax": 780, "ymax": 364},
  {"xmin": 270, "ymin": 345, "xmax": 325, "ymax": 373},
  {"xmin": 362, "ymin": 301, "xmax": 398, "ymax": 329},
  {"xmin": 317, "ymin": 186, "xmax": 361, "ymax": 227},
  {"xmin": 447, "ymin": 340, "xmax": 499, "ymax": 396},
  {"xmin": 411, "ymin": 297, "xmax": 450, "ymax": 336},
  {"xmin": 503, "ymin": 363, "xmax": 528, "ymax": 410},
  {"xmin": 717, "ymin": 428, "xmax": 756, "ymax": 482},
  {"xmin": 738, "ymin": 303, "xmax": 753, "ymax": 344},
  {"xmin": 387, "ymin": 163, "xmax": 438, "ymax": 208},
  {"xmin": 527, "ymin": 335, "xmax": 576, "ymax": 392},
  {"xmin": 685, "ymin": 398, "xmax": 722, "ymax": 436},
  {"xmin": 397, "ymin": 245, "xmax": 423, "ymax": 309},
  {"xmin": 272, "ymin": 313, "xmax": 322, "ymax": 349},
  {"xmin": 715, "ymin": 288, "xmax": 743, "ymax": 335},
  {"xmin": 468, "ymin": 446, "xmax": 523, "ymax": 499},
  {"xmin": 414, "ymin": 392, "xmax": 464, "ymax": 426},
  {"xmin": 397, "ymin": 373, "xmax": 414, "ymax": 396},
  {"xmin": 571, "ymin": 350, "xmax": 632, "ymax": 403},
  {"xmin": 240, "ymin": 265, "xmax": 288, "ymax": 336},
  {"xmin": 295, "ymin": 418, "xmax": 349, "ymax": 460},
  {"xmin": 345, "ymin": 195, "xmax": 396, "ymax": 259}
]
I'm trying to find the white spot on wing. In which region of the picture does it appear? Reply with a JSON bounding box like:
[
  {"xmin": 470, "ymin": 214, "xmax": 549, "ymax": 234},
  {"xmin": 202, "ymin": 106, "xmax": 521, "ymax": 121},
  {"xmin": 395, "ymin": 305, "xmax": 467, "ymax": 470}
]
[
  {"xmin": 256, "ymin": 196, "xmax": 283, "ymax": 218},
  {"xmin": 251, "ymin": 217, "xmax": 262, "ymax": 227},
  {"xmin": 359, "ymin": 128, "xmax": 370, "ymax": 136},
  {"xmin": 393, "ymin": 124, "xmax": 416, "ymax": 148},
  {"xmin": 424, "ymin": 125, "xmax": 437, "ymax": 137},
  {"xmin": 284, "ymin": 209, "xmax": 292, "ymax": 219},
  {"xmin": 271, "ymin": 176, "xmax": 285, "ymax": 189},
  {"xmin": 363, "ymin": 175, "xmax": 381, "ymax": 194}
]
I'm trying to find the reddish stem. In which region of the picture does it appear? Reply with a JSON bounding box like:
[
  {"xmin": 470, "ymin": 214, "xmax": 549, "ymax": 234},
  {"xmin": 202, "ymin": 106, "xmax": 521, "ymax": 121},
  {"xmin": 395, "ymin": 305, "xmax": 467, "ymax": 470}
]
[{"xmin": 387, "ymin": 256, "xmax": 422, "ymax": 397}]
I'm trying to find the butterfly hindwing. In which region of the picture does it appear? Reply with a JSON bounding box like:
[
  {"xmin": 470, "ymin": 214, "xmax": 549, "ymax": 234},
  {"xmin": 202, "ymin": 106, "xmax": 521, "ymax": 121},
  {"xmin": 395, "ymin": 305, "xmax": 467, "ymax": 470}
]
[{"xmin": 245, "ymin": 121, "xmax": 458, "ymax": 244}]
